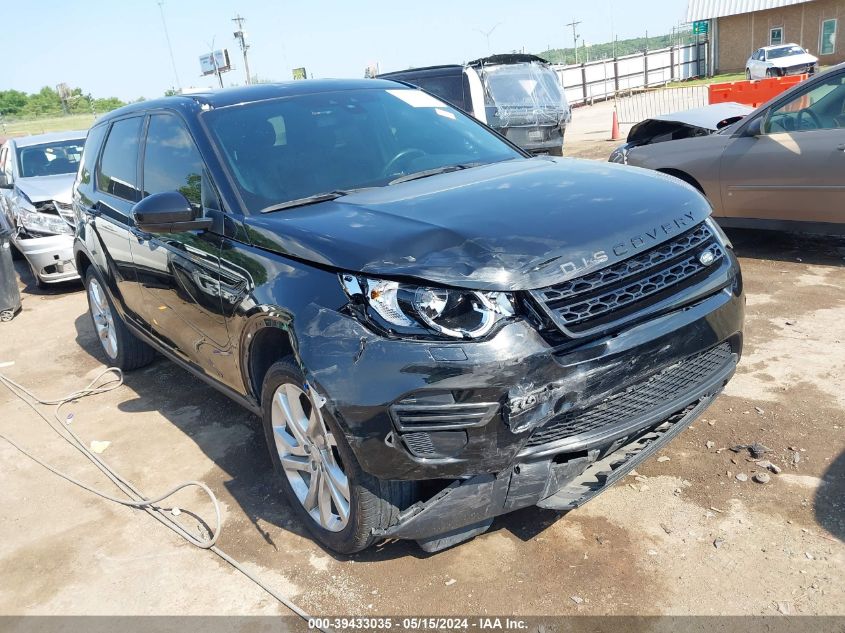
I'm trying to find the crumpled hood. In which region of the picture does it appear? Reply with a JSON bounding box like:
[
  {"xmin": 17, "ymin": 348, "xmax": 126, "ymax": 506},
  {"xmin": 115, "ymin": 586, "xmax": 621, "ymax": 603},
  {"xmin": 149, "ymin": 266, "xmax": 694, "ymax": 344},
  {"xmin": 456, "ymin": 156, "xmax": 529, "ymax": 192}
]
[
  {"xmin": 15, "ymin": 174, "xmax": 75, "ymax": 204},
  {"xmin": 244, "ymin": 158, "xmax": 712, "ymax": 291},
  {"xmin": 771, "ymin": 52, "xmax": 818, "ymax": 67}
]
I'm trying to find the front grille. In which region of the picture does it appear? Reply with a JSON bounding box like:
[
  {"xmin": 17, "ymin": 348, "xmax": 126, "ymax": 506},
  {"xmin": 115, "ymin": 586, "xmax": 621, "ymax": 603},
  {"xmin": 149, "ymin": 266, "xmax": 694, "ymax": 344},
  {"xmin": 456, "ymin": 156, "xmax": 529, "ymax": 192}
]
[
  {"xmin": 525, "ymin": 342, "xmax": 733, "ymax": 448},
  {"xmin": 530, "ymin": 222, "xmax": 723, "ymax": 336}
]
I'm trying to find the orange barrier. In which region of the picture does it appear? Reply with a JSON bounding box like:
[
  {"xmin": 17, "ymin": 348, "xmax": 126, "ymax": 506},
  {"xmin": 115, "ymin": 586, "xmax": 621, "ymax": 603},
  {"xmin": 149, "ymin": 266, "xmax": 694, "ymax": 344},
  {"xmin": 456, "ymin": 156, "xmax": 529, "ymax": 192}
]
[{"xmin": 708, "ymin": 74, "xmax": 808, "ymax": 108}]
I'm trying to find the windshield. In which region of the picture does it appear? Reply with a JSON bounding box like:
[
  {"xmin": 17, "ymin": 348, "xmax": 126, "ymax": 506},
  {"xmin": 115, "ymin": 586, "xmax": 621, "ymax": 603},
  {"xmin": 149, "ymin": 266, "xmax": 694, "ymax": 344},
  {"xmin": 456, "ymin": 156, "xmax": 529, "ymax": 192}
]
[
  {"xmin": 768, "ymin": 45, "xmax": 806, "ymax": 59},
  {"xmin": 203, "ymin": 88, "xmax": 522, "ymax": 212},
  {"xmin": 17, "ymin": 139, "xmax": 85, "ymax": 178}
]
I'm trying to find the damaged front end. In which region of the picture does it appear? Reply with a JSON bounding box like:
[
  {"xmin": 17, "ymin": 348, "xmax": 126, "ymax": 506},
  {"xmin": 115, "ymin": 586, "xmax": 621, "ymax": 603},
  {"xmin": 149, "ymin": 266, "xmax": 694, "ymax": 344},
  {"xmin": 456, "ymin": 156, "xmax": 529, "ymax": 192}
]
[
  {"xmin": 301, "ymin": 216, "xmax": 743, "ymax": 552},
  {"xmin": 7, "ymin": 193, "xmax": 78, "ymax": 284}
]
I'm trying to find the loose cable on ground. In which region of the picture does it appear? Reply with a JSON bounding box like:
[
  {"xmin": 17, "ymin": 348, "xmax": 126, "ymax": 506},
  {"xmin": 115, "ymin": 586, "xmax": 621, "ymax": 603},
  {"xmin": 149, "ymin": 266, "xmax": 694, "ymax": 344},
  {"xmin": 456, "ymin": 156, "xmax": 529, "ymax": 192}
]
[{"xmin": 0, "ymin": 367, "xmax": 321, "ymax": 628}]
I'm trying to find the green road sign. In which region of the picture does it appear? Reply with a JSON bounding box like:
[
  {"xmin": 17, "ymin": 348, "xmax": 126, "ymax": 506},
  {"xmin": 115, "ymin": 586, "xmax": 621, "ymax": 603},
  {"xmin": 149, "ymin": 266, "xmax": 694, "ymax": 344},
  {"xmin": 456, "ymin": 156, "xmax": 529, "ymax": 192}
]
[{"xmin": 693, "ymin": 20, "xmax": 709, "ymax": 35}]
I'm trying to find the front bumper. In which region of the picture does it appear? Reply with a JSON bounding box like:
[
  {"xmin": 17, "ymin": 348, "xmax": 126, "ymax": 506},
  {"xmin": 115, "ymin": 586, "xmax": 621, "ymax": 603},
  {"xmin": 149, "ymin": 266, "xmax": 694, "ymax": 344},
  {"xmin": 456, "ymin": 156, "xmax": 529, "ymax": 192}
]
[
  {"xmin": 376, "ymin": 389, "xmax": 725, "ymax": 549},
  {"xmin": 15, "ymin": 233, "xmax": 79, "ymax": 283},
  {"xmin": 302, "ymin": 255, "xmax": 743, "ymax": 483}
]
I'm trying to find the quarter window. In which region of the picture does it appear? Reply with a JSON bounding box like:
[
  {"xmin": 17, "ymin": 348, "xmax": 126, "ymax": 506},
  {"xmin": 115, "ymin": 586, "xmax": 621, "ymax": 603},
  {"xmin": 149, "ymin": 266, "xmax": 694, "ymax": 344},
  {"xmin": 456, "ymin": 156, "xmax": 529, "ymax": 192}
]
[
  {"xmin": 821, "ymin": 19, "xmax": 837, "ymax": 55},
  {"xmin": 141, "ymin": 114, "xmax": 204, "ymax": 209},
  {"xmin": 770, "ymin": 27, "xmax": 783, "ymax": 46},
  {"xmin": 97, "ymin": 117, "xmax": 143, "ymax": 202}
]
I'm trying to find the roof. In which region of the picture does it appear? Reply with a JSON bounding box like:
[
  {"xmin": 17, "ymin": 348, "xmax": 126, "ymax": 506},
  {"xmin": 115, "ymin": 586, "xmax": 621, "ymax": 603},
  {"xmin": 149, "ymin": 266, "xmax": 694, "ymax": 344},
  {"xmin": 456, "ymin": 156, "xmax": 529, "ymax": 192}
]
[
  {"xmin": 685, "ymin": 0, "xmax": 813, "ymax": 22},
  {"xmin": 378, "ymin": 65, "xmax": 464, "ymax": 78},
  {"xmin": 97, "ymin": 79, "xmax": 406, "ymax": 123},
  {"xmin": 12, "ymin": 130, "xmax": 88, "ymax": 147},
  {"xmin": 467, "ymin": 54, "xmax": 549, "ymax": 67}
]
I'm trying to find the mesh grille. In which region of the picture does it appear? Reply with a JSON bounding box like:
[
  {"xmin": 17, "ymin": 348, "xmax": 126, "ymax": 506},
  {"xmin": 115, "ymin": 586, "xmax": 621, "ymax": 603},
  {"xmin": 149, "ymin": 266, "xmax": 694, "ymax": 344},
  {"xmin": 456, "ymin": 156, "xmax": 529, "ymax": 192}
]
[
  {"xmin": 525, "ymin": 342, "xmax": 733, "ymax": 448},
  {"xmin": 403, "ymin": 432, "xmax": 437, "ymax": 457},
  {"xmin": 532, "ymin": 222, "xmax": 722, "ymax": 333}
]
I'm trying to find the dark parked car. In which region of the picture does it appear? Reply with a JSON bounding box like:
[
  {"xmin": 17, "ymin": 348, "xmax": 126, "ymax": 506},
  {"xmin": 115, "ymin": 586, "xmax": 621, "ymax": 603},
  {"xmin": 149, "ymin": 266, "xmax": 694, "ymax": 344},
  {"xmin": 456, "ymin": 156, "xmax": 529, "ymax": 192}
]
[
  {"xmin": 73, "ymin": 80, "xmax": 744, "ymax": 554},
  {"xmin": 379, "ymin": 54, "xmax": 571, "ymax": 155}
]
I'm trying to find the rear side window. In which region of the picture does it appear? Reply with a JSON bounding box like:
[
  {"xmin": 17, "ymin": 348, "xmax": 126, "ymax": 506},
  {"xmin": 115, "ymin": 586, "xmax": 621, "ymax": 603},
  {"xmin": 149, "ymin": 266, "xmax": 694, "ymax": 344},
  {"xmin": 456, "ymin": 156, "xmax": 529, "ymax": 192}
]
[
  {"xmin": 97, "ymin": 117, "xmax": 143, "ymax": 202},
  {"xmin": 414, "ymin": 75, "xmax": 469, "ymax": 111},
  {"xmin": 78, "ymin": 125, "xmax": 108, "ymax": 188},
  {"xmin": 142, "ymin": 113, "xmax": 204, "ymax": 208}
]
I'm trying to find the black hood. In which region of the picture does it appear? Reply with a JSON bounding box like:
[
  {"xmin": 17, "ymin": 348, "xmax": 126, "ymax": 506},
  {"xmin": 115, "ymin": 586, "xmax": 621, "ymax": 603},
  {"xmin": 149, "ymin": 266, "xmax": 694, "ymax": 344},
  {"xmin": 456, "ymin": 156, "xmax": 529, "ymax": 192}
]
[{"xmin": 243, "ymin": 158, "xmax": 712, "ymax": 291}]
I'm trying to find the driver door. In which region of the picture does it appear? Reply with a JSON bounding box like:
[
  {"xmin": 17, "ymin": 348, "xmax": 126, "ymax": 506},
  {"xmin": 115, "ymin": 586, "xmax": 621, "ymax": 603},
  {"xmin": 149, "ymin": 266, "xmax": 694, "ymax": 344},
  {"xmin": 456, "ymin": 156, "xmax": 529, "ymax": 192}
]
[{"xmin": 719, "ymin": 70, "xmax": 845, "ymax": 224}]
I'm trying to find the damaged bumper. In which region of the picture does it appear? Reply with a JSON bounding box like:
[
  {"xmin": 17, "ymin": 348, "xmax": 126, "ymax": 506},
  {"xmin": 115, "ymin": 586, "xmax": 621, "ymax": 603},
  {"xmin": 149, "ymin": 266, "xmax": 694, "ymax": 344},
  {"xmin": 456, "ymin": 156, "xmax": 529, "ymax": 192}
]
[{"xmin": 14, "ymin": 233, "xmax": 79, "ymax": 283}]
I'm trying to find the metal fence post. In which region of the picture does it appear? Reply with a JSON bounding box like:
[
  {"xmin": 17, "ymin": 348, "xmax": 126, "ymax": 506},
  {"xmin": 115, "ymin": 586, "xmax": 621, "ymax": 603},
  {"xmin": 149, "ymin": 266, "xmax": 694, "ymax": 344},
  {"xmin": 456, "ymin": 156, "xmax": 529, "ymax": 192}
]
[
  {"xmin": 613, "ymin": 57, "xmax": 619, "ymax": 93},
  {"xmin": 670, "ymin": 46, "xmax": 676, "ymax": 82},
  {"xmin": 643, "ymin": 50, "xmax": 649, "ymax": 88},
  {"xmin": 581, "ymin": 63, "xmax": 588, "ymax": 105}
]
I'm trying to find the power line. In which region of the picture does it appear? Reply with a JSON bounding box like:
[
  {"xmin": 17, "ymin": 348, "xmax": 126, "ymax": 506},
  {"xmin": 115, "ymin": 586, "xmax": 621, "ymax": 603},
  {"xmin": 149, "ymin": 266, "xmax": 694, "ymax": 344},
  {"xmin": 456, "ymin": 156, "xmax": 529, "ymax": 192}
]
[{"xmin": 157, "ymin": 1, "xmax": 182, "ymax": 92}]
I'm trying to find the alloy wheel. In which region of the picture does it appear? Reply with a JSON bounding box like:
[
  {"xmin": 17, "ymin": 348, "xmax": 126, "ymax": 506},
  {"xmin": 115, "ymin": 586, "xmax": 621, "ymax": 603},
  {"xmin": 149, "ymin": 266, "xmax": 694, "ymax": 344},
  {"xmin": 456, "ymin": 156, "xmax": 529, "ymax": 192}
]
[
  {"xmin": 271, "ymin": 382, "xmax": 351, "ymax": 531},
  {"xmin": 88, "ymin": 278, "xmax": 118, "ymax": 359}
]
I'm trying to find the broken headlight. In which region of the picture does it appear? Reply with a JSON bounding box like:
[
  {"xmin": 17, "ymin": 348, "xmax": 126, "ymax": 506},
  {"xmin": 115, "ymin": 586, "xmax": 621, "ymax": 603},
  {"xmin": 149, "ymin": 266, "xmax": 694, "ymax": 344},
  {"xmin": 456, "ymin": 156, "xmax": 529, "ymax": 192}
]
[
  {"xmin": 341, "ymin": 275, "xmax": 515, "ymax": 340},
  {"xmin": 18, "ymin": 208, "xmax": 73, "ymax": 236}
]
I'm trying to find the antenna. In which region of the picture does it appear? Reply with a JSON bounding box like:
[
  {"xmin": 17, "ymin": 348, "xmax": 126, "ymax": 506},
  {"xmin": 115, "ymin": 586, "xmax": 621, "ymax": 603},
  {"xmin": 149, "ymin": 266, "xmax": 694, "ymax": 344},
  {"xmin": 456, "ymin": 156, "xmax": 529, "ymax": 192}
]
[{"xmin": 157, "ymin": 1, "xmax": 182, "ymax": 91}]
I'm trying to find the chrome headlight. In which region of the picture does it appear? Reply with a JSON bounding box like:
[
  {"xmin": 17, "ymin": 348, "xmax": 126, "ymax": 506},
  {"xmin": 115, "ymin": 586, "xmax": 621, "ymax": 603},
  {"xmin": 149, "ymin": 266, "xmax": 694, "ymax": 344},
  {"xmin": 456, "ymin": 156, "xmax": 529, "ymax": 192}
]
[
  {"xmin": 341, "ymin": 275, "xmax": 515, "ymax": 340},
  {"xmin": 17, "ymin": 207, "xmax": 73, "ymax": 236}
]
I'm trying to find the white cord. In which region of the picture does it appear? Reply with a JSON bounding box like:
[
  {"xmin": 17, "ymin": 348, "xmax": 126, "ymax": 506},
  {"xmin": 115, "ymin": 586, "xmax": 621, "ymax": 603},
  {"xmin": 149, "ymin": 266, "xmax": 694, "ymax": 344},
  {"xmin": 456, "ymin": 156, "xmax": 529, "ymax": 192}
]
[{"xmin": 0, "ymin": 367, "xmax": 322, "ymax": 627}]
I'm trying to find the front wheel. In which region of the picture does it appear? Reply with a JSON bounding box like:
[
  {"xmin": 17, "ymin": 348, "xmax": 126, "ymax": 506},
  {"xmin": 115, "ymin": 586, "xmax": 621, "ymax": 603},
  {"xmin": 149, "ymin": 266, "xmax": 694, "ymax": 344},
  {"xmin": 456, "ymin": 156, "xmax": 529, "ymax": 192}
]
[
  {"xmin": 261, "ymin": 358, "xmax": 416, "ymax": 553},
  {"xmin": 746, "ymin": 69, "xmax": 751, "ymax": 80},
  {"xmin": 84, "ymin": 268, "xmax": 155, "ymax": 370}
]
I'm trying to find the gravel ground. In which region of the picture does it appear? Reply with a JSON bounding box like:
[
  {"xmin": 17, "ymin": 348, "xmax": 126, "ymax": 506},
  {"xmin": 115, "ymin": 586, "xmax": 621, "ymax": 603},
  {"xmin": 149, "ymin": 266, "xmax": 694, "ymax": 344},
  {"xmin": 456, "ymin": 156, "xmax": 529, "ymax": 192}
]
[{"xmin": 0, "ymin": 159, "xmax": 842, "ymax": 619}]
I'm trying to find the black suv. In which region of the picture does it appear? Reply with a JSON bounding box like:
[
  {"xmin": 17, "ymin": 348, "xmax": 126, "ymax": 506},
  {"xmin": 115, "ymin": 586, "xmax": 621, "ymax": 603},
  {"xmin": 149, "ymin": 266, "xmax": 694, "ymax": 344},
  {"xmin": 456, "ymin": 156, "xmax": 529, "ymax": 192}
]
[{"xmin": 73, "ymin": 80, "xmax": 744, "ymax": 554}]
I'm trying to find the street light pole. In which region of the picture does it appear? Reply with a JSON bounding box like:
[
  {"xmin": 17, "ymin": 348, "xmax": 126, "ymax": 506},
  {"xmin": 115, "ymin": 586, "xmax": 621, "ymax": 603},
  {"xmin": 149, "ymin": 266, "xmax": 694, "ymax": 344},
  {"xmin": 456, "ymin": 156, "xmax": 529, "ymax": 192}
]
[
  {"xmin": 565, "ymin": 19, "xmax": 582, "ymax": 65},
  {"xmin": 232, "ymin": 13, "xmax": 251, "ymax": 85}
]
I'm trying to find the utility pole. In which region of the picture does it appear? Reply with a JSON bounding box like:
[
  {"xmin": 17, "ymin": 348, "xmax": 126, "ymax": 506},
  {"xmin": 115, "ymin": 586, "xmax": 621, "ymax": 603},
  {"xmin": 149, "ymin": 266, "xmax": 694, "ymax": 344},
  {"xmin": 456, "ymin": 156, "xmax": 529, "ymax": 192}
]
[
  {"xmin": 232, "ymin": 13, "xmax": 251, "ymax": 85},
  {"xmin": 157, "ymin": 1, "xmax": 182, "ymax": 92},
  {"xmin": 565, "ymin": 19, "xmax": 582, "ymax": 64}
]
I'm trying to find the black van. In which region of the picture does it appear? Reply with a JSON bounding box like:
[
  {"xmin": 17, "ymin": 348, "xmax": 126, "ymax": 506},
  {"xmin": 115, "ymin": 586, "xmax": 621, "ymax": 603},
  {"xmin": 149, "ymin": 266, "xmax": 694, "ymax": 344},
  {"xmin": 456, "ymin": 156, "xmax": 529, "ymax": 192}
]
[{"xmin": 380, "ymin": 54, "xmax": 571, "ymax": 155}]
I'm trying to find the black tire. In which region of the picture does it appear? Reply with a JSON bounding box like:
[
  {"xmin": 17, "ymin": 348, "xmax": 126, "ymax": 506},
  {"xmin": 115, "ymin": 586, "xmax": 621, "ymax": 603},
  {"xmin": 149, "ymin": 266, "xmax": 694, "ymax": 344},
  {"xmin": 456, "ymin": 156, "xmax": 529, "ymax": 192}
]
[
  {"xmin": 260, "ymin": 357, "xmax": 416, "ymax": 553},
  {"xmin": 765, "ymin": 68, "xmax": 774, "ymax": 78},
  {"xmin": 745, "ymin": 69, "xmax": 751, "ymax": 80},
  {"xmin": 84, "ymin": 267, "xmax": 155, "ymax": 370}
]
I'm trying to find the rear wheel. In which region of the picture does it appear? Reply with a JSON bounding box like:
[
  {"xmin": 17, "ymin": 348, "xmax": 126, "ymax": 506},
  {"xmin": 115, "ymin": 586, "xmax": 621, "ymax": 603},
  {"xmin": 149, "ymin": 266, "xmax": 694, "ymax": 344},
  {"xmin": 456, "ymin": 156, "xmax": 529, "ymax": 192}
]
[
  {"xmin": 84, "ymin": 268, "xmax": 155, "ymax": 370},
  {"xmin": 765, "ymin": 68, "xmax": 775, "ymax": 78},
  {"xmin": 261, "ymin": 358, "xmax": 416, "ymax": 553},
  {"xmin": 746, "ymin": 69, "xmax": 751, "ymax": 80}
]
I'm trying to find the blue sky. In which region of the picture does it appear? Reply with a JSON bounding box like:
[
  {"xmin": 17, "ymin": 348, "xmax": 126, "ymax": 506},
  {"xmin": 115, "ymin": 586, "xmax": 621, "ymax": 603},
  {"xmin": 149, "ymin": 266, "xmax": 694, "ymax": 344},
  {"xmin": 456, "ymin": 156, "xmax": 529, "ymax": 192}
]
[{"xmin": 5, "ymin": 0, "xmax": 688, "ymax": 101}]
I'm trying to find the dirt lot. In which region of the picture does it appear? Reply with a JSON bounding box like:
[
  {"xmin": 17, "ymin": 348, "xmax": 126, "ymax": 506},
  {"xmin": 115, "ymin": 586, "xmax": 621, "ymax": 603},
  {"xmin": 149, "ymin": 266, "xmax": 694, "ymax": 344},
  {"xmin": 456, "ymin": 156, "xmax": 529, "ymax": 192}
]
[{"xmin": 1, "ymin": 144, "xmax": 843, "ymax": 619}]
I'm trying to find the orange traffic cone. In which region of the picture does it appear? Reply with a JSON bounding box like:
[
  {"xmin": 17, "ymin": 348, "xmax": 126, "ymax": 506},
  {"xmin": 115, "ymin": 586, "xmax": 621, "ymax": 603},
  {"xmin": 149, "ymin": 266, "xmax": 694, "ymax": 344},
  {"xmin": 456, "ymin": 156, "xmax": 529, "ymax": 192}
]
[{"xmin": 611, "ymin": 110, "xmax": 622, "ymax": 141}]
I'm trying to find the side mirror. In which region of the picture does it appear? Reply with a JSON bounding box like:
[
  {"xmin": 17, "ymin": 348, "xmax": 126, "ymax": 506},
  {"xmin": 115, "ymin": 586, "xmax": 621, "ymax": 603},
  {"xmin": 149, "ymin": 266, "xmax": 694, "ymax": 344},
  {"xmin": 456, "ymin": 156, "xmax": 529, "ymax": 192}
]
[
  {"xmin": 744, "ymin": 116, "xmax": 764, "ymax": 137},
  {"xmin": 131, "ymin": 191, "xmax": 212, "ymax": 233}
]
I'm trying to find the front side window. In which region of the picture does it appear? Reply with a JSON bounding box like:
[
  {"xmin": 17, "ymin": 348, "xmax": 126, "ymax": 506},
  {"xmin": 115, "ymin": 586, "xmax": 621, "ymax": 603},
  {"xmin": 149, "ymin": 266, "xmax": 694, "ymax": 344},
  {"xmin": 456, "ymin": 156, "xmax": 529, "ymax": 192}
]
[
  {"xmin": 142, "ymin": 114, "xmax": 204, "ymax": 209},
  {"xmin": 770, "ymin": 27, "xmax": 783, "ymax": 46},
  {"xmin": 16, "ymin": 139, "xmax": 85, "ymax": 178},
  {"xmin": 204, "ymin": 88, "xmax": 522, "ymax": 212},
  {"xmin": 821, "ymin": 18, "xmax": 837, "ymax": 55},
  {"xmin": 765, "ymin": 73, "xmax": 845, "ymax": 133},
  {"xmin": 97, "ymin": 117, "xmax": 143, "ymax": 202}
]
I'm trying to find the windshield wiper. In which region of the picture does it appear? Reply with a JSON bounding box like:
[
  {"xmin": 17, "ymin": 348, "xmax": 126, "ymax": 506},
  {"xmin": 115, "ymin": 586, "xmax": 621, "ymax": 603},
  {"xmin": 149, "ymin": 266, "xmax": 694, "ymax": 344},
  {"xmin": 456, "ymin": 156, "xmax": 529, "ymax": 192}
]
[
  {"xmin": 388, "ymin": 163, "xmax": 482, "ymax": 186},
  {"xmin": 259, "ymin": 190, "xmax": 353, "ymax": 214}
]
